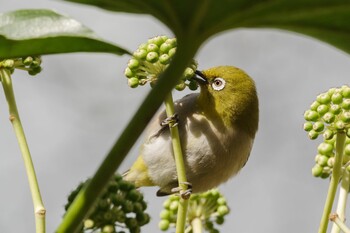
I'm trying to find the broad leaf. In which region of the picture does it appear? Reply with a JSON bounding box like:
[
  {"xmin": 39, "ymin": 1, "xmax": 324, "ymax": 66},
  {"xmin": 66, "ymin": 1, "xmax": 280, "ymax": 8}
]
[
  {"xmin": 0, "ymin": 9, "xmax": 130, "ymax": 59},
  {"xmin": 65, "ymin": 0, "xmax": 350, "ymax": 54}
]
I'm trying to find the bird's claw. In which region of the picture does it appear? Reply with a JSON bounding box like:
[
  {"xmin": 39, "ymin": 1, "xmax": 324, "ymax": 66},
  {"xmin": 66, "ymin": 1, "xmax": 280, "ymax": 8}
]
[
  {"xmin": 171, "ymin": 182, "xmax": 192, "ymax": 200},
  {"xmin": 161, "ymin": 113, "xmax": 179, "ymax": 128}
]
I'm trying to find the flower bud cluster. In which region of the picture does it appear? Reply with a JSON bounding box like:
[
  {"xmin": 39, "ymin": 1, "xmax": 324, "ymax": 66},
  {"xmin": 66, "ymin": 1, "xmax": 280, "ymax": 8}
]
[
  {"xmin": 0, "ymin": 56, "xmax": 42, "ymax": 75},
  {"xmin": 304, "ymin": 85, "xmax": 350, "ymax": 140},
  {"xmin": 311, "ymin": 136, "xmax": 350, "ymax": 178},
  {"xmin": 65, "ymin": 174, "xmax": 150, "ymax": 233},
  {"xmin": 124, "ymin": 35, "xmax": 198, "ymax": 90},
  {"xmin": 159, "ymin": 189, "xmax": 229, "ymax": 233}
]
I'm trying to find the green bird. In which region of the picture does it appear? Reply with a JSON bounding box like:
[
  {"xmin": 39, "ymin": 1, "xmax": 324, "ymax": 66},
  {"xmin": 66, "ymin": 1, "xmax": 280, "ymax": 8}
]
[{"xmin": 124, "ymin": 66, "xmax": 259, "ymax": 196}]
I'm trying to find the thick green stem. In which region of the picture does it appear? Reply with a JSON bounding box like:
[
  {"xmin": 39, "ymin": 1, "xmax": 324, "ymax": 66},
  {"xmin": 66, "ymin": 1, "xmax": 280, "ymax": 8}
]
[
  {"xmin": 191, "ymin": 217, "xmax": 202, "ymax": 233},
  {"xmin": 164, "ymin": 93, "xmax": 189, "ymax": 233},
  {"xmin": 331, "ymin": 168, "xmax": 350, "ymax": 233},
  {"xmin": 318, "ymin": 132, "xmax": 346, "ymax": 233},
  {"xmin": 0, "ymin": 69, "xmax": 45, "ymax": 233},
  {"xmin": 56, "ymin": 38, "xmax": 200, "ymax": 233},
  {"xmin": 330, "ymin": 214, "xmax": 350, "ymax": 233}
]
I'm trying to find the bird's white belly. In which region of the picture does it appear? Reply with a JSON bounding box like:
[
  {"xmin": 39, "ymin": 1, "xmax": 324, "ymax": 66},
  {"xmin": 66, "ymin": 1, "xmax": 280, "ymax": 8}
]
[{"xmin": 142, "ymin": 118, "xmax": 253, "ymax": 193}]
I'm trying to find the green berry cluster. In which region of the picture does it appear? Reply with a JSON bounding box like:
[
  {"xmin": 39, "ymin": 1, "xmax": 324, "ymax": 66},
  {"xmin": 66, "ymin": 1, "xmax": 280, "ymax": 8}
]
[
  {"xmin": 303, "ymin": 85, "xmax": 350, "ymax": 140},
  {"xmin": 311, "ymin": 135, "xmax": 350, "ymax": 178},
  {"xmin": 0, "ymin": 56, "xmax": 42, "ymax": 75},
  {"xmin": 159, "ymin": 189, "xmax": 229, "ymax": 233},
  {"xmin": 124, "ymin": 35, "xmax": 198, "ymax": 90},
  {"xmin": 65, "ymin": 174, "xmax": 150, "ymax": 233}
]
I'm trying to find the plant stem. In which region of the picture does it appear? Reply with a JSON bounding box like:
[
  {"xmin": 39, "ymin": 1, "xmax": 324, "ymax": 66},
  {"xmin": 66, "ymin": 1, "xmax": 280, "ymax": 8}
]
[
  {"xmin": 164, "ymin": 93, "xmax": 189, "ymax": 233},
  {"xmin": 330, "ymin": 213, "xmax": 350, "ymax": 233},
  {"xmin": 56, "ymin": 37, "xmax": 200, "ymax": 233},
  {"xmin": 191, "ymin": 217, "xmax": 203, "ymax": 233},
  {"xmin": 0, "ymin": 69, "xmax": 45, "ymax": 233},
  {"xmin": 331, "ymin": 168, "xmax": 350, "ymax": 233},
  {"xmin": 318, "ymin": 132, "xmax": 346, "ymax": 233}
]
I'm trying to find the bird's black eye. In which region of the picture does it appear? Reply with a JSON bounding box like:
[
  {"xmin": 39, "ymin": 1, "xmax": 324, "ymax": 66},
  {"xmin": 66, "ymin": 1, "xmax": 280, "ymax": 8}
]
[{"xmin": 211, "ymin": 77, "xmax": 226, "ymax": 91}]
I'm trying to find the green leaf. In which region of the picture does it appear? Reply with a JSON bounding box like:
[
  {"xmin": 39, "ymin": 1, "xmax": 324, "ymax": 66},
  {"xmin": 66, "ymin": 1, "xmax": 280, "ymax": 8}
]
[
  {"xmin": 65, "ymin": 0, "xmax": 350, "ymax": 54},
  {"xmin": 0, "ymin": 9, "xmax": 130, "ymax": 59}
]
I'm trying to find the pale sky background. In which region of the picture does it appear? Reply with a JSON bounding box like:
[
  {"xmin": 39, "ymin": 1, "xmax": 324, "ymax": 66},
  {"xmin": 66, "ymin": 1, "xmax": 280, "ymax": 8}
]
[{"xmin": 1, "ymin": 1, "xmax": 350, "ymax": 233}]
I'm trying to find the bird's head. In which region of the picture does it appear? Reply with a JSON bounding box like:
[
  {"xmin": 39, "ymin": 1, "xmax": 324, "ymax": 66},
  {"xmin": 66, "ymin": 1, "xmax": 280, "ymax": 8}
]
[{"xmin": 194, "ymin": 66, "xmax": 259, "ymax": 137}]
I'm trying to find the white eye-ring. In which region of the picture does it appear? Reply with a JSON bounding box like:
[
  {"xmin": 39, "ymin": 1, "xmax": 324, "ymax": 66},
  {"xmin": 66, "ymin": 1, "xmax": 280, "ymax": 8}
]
[{"xmin": 211, "ymin": 77, "xmax": 226, "ymax": 91}]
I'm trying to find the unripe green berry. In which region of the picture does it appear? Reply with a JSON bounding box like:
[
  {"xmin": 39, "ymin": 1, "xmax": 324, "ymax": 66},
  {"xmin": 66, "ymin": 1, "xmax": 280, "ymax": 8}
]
[
  {"xmin": 84, "ymin": 219, "xmax": 95, "ymax": 229},
  {"xmin": 303, "ymin": 122, "xmax": 313, "ymax": 132},
  {"xmin": 128, "ymin": 59, "xmax": 140, "ymax": 70},
  {"xmin": 175, "ymin": 82, "xmax": 186, "ymax": 91},
  {"xmin": 158, "ymin": 219, "xmax": 170, "ymax": 231},
  {"xmin": 149, "ymin": 36, "xmax": 166, "ymax": 46},
  {"xmin": 345, "ymin": 144, "xmax": 350, "ymax": 156},
  {"xmin": 188, "ymin": 80, "xmax": 198, "ymax": 91},
  {"xmin": 312, "ymin": 164, "xmax": 323, "ymax": 177},
  {"xmin": 102, "ymin": 225, "xmax": 115, "ymax": 233},
  {"xmin": 322, "ymin": 112, "xmax": 335, "ymax": 123},
  {"xmin": 159, "ymin": 54, "xmax": 171, "ymax": 65},
  {"xmin": 147, "ymin": 43, "xmax": 159, "ymax": 52},
  {"xmin": 342, "ymin": 99, "xmax": 350, "ymax": 110},
  {"xmin": 313, "ymin": 121, "xmax": 324, "ymax": 132},
  {"xmin": 125, "ymin": 218, "xmax": 138, "ymax": 229},
  {"xmin": 330, "ymin": 105, "xmax": 341, "ymax": 115},
  {"xmin": 160, "ymin": 42, "xmax": 172, "ymax": 54},
  {"xmin": 317, "ymin": 93, "xmax": 331, "ymax": 104},
  {"xmin": 335, "ymin": 120, "xmax": 346, "ymax": 130},
  {"xmin": 328, "ymin": 88, "xmax": 337, "ymax": 96},
  {"xmin": 128, "ymin": 77, "xmax": 139, "ymax": 88},
  {"xmin": 308, "ymin": 130, "xmax": 319, "ymax": 140},
  {"xmin": 163, "ymin": 199, "xmax": 171, "ymax": 209},
  {"xmin": 317, "ymin": 142, "xmax": 333, "ymax": 156},
  {"xmin": 342, "ymin": 86, "xmax": 350, "ymax": 98},
  {"xmin": 217, "ymin": 197, "xmax": 227, "ymax": 205},
  {"xmin": 168, "ymin": 48, "xmax": 176, "ymax": 57},
  {"xmin": 146, "ymin": 52, "xmax": 159, "ymax": 63},
  {"xmin": 216, "ymin": 216, "xmax": 224, "ymax": 225},
  {"xmin": 159, "ymin": 209, "xmax": 171, "ymax": 219},
  {"xmin": 3, "ymin": 59, "xmax": 14, "ymax": 68},
  {"xmin": 133, "ymin": 49, "xmax": 147, "ymax": 60},
  {"xmin": 327, "ymin": 157, "xmax": 334, "ymax": 167},
  {"xmin": 317, "ymin": 105, "xmax": 329, "ymax": 116},
  {"xmin": 323, "ymin": 129, "xmax": 334, "ymax": 140},
  {"xmin": 341, "ymin": 111, "xmax": 350, "ymax": 123},
  {"xmin": 310, "ymin": 101, "xmax": 321, "ymax": 111},
  {"xmin": 183, "ymin": 67, "xmax": 195, "ymax": 79},
  {"xmin": 136, "ymin": 213, "xmax": 150, "ymax": 225},
  {"xmin": 205, "ymin": 221, "xmax": 214, "ymax": 230},
  {"xmin": 138, "ymin": 43, "xmax": 147, "ymax": 50},
  {"xmin": 127, "ymin": 189, "xmax": 142, "ymax": 202},
  {"xmin": 23, "ymin": 56, "xmax": 33, "ymax": 66},
  {"xmin": 332, "ymin": 92, "xmax": 343, "ymax": 104},
  {"xmin": 165, "ymin": 38, "xmax": 177, "ymax": 47},
  {"xmin": 304, "ymin": 110, "xmax": 319, "ymax": 122},
  {"xmin": 169, "ymin": 201, "xmax": 179, "ymax": 211},
  {"xmin": 217, "ymin": 205, "xmax": 229, "ymax": 216},
  {"xmin": 317, "ymin": 155, "xmax": 329, "ymax": 167}
]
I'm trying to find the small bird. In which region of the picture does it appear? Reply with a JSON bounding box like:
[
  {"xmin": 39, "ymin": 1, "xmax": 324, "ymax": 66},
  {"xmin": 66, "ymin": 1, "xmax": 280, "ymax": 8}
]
[{"xmin": 123, "ymin": 66, "xmax": 259, "ymax": 196}]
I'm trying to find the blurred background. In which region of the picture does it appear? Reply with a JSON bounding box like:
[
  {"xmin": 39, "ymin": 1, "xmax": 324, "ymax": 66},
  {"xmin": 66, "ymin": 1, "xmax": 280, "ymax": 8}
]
[{"xmin": 1, "ymin": 1, "xmax": 350, "ymax": 232}]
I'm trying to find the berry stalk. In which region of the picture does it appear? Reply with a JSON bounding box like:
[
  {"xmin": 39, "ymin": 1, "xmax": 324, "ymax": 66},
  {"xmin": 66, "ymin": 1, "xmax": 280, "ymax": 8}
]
[
  {"xmin": 164, "ymin": 93, "xmax": 189, "ymax": 233},
  {"xmin": 331, "ymin": 168, "xmax": 350, "ymax": 233},
  {"xmin": 0, "ymin": 67, "xmax": 45, "ymax": 233},
  {"xmin": 318, "ymin": 132, "xmax": 346, "ymax": 233}
]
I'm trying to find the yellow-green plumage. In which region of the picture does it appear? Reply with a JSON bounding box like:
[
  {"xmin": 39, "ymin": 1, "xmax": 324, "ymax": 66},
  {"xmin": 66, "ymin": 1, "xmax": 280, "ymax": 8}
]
[{"xmin": 124, "ymin": 66, "xmax": 259, "ymax": 196}]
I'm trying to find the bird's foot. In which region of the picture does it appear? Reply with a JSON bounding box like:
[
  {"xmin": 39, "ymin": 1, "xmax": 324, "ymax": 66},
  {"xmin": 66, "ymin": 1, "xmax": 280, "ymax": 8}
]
[
  {"xmin": 171, "ymin": 182, "xmax": 192, "ymax": 200},
  {"xmin": 161, "ymin": 113, "xmax": 179, "ymax": 128}
]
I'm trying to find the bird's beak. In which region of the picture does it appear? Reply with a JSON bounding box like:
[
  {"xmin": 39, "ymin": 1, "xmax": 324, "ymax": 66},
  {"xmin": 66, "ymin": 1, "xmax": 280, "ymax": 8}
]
[{"xmin": 193, "ymin": 70, "xmax": 208, "ymax": 85}]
